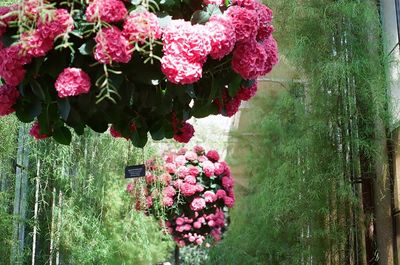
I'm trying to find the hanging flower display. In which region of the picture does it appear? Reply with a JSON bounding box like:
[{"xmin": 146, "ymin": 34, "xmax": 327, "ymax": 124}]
[
  {"xmin": 129, "ymin": 146, "xmax": 235, "ymax": 247},
  {"xmin": 0, "ymin": 0, "xmax": 278, "ymax": 147}
]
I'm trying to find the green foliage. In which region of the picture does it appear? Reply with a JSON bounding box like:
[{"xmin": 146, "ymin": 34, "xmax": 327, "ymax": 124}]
[{"xmin": 208, "ymin": 0, "xmax": 387, "ymax": 264}]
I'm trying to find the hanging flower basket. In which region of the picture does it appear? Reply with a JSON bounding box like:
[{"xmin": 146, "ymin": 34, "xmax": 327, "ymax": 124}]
[
  {"xmin": 0, "ymin": 0, "xmax": 278, "ymax": 147},
  {"xmin": 129, "ymin": 146, "xmax": 235, "ymax": 247}
]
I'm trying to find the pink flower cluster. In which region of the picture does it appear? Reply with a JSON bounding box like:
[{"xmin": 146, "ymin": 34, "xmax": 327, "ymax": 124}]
[
  {"xmin": 172, "ymin": 113, "xmax": 195, "ymax": 143},
  {"xmin": 227, "ymin": 0, "xmax": 279, "ymax": 80},
  {"xmin": 29, "ymin": 121, "xmax": 49, "ymax": 140},
  {"xmin": 123, "ymin": 10, "xmax": 161, "ymax": 43},
  {"xmin": 161, "ymin": 20, "xmax": 211, "ymax": 84},
  {"xmin": 94, "ymin": 26, "xmax": 132, "ymax": 64},
  {"xmin": 140, "ymin": 146, "xmax": 235, "ymax": 246},
  {"xmin": 0, "ymin": 84, "xmax": 19, "ymax": 116},
  {"xmin": 55, "ymin": 68, "xmax": 91, "ymax": 98},
  {"xmin": 85, "ymin": 0, "xmax": 127, "ymax": 23}
]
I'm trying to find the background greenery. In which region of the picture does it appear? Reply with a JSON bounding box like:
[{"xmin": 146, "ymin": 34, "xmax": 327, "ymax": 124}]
[{"xmin": 208, "ymin": 0, "xmax": 388, "ymax": 264}]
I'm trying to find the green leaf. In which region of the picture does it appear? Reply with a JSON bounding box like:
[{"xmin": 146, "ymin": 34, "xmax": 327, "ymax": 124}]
[
  {"xmin": 186, "ymin": 84, "xmax": 196, "ymax": 99},
  {"xmin": 192, "ymin": 102, "xmax": 218, "ymax": 118},
  {"xmin": 191, "ymin": 10, "xmax": 210, "ymax": 25},
  {"xmin": 15, "ymin": 99, "xmax": 42, "ymax": 123},
  {"xmin": 57, "ymin": 98, "xmax": 71, "ymax": 120},
  {"xmin": 78, "ymin": 40, "xmax": 96, "ymax": 56},
  {"xmin": 53, "ymin": 126, "xmax": 72, "ymax": 145},
  {"xmin": 30, "ymin": 80, "xmax": 46, "ymax": 101},
  {"xmin": 227, "ymin": 74, "xmax": 242, "ymax": 97},
  {"xmin": 150, "ymin": 123, "xmax": 165, "ymax": 140},
  {"xmin": 131, "ymin": 130, "xmax": 148, "ymax": 148}
]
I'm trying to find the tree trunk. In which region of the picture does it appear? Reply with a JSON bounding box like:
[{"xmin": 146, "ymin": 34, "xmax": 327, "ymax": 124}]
[{"xmin": 31, "ymin": 159, "xmax": 41, "ymax": 265}]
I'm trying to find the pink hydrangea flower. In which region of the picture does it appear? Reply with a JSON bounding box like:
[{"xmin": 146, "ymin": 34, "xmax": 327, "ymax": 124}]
[
  {"xmin": 177, "ymin": 148, "xmax": 188, "ymax": 155},
  {"xmin": 0, "ymin": 45, "xmax": 31, "ymax": 86},
  {"xmin": 21, "ymin": 30, "xmax": 53, "ymax": 58},
  {"xmin": 262, "ymin": 35, "xmax": 279, "ymax": 73},
  {"xmin": 224, "ymin": 196, "xmax": 235, "ymax": 208},
  {"xmin": 214, "ymin": 162, "xmax": 225, "ymax": 176},
  {"xmin": 29, "ymin": 121, "xmax": 49, "ymax": 140},
  {"xmin": 165, "ymin": 163, "xmax": 177, "ymax": 174},
  {"xmin": 216, "ymin": 189, "xmax": 227, "ymax": 199},
  {"xmin": 195, "ymin": 184, "xmax": 204, "ymax": 192},
  {"xmin": 22, "ymin": 0, "xmax": 43, "ymax": 17},
  {"xmin": 195, "ymin": 237, "xmax": 203, "ymax": 245},
  {"xmin": 173, "ymin": 179, "xmax": 184, "ymax": 189},
  {"xmin": 163, "ymin": 186, "xmax": 176, "ymax": 197},
  {"xmin": 188, "ymin": 166, "xmax": 200, "ymax": 177},
  {"xmin": 204, "ymin": 191, "xmax": 217, "ymax": 203},
  {"xmin": 236, "ymin": 82, "xmax": 258, "ymax": 101},
  {"xmin": 206, "ymin": 15, "xmax": 236, "ymax": 60},
  {"xmin": 222, "ymin": 176, "xmax": 234, "ymax": 189},
  {"xmin": 0, "ymin": 5, "xmax": 18, "ymax": 37},
  {"xmin": 176, "ymin": 217, "xmax": 185, "ymax": 226},
  {"xmin": 145, "ymin": 173, "xmax": 155, "ymax": 184},
  {"xmin": 163, "ymin": 196, "xmax": 174, "ymax": 207},
  {"xmin": 231, "ymin": 0, "xmax": 257, "ymax": 9},
  {"xmin": 162, "ymin": 20, "xmax": 211, "ymax": 63},
  {"xmin": 185, "ymin": 151, "xmax": 198, "ymax": 161},
  {"xmin": 206, "ymin": 150, "xmax": 220, "ymax": 162},
  {"xmin": 226, "ymin": 6, "xmax": 259, "ymax": 43},
  {"xmin": 161, "ymin": 173, "xmax": 172, "ymax": 184},
  {"xmin": 146, "ymin": 196, "xmax": 153, "ymax": 207},
  {"xmin": 176, "ymin": 166, "xmax": 189, "ymax": 178},
  {"xmin": 123, "ymin": 10, "xmax": 161, "ymax": 43},
  {"xmin": 184, "ymin": 175, "xmax": 196, "ymax": 185},
  {"xmin": 255, "ymin": 2, "xmax": 274, "ymax": 41},
  {"xmin": 55, "ymin": 67, "xmax": 91, "ymax": 98},
  {"xmin": 190, "ymin": 197, "xmax": 206, "ymax": 211},
  {"xmin": 211, "ymin": 229, "xmax": 222, "ymax": 241},
  {"xmin": 0, "ymin": 84, "xmax": 19, "ymax": 116},
  {"xmin": 193, "ymin": 145, "xmax": 205, "ymax": 155},
  {"xmin": 214, "ymin": 90, "xmax": 242, "ymax": 117},
  {"xmin": 232, "ymin": 40, "xmax": 267, "ymax": 80},
  {"xmin": 201, "ymin": 160, "xmax": 215, "ymax": 177},
  {"xmin": 37, "ymin": 9, "xmax": 74, "ymax": 40},
  {"xmin": 85, "ymin": 0, "xmax": 127, "ymax": 23},
  {"xmin": 161, "ymin": 55, "xmax": 203, "ymax": 85},
  {"xmin": 180, "ymin": 183, "xmax": 197, "ymax": 197},
  {"xmin": 193, "ymin": 222, "xmax": 202, "ymax": 229},
  {"xmin": 94, "ymin": 26, "xmax": 132, "ymax": 64},
  {"xmin": 173, "ymin": 121, "xmax": 195, "ymax": 143},
  {"xmin": 126, "ymin": 183, "xmax": 134, "ymax": 193},
  {"xmin": 198, "ymin": 155, "xmax": 207, "ymax": 163}
]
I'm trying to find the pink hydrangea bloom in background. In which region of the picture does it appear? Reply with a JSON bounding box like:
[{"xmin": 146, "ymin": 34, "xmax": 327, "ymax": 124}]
[
  {"xmin": 126, "ymin": 183, "xmax": 134, "ymax": 193},
  {"xmin": 193, "ymin": 145, "xmax": 205, "ymax": 155},
  {"xmin": 29, "ymin": 121, "xmax": 49, "ymax": 140},
  {"xmin": 237, "ymin": 82, "xmax": 258, "ymax": 101},
  {"xmin": 23, "ymin": 0, "xmax": 44, "ymax": 17},
  {"xmin": 204, "ymin": 191, "xmax": 217, "ymax": 203},
  {"xmin": 165, "ymin": 163, "xmax": 177, "ymax": 174},
  {"xmin": 177, "ymin": 148, "xmax": 188, "ymax": 155},
  {"xmin": 195, "ymin": 184, "xmax": 204, "ymax": 192},
  {"xmin": 214, "ymin": 91, "xmax": 242, "ymax": 117},
  {"xmin": 38, "ymin": 9, "xmax": 74, "ymax": 40},
  {"xmin": 163, "ymin": 196, "xmax": 174, "ymax": 207},
  {"xmin": 176, "ymin": 217, "xmax": 184, "ymax": 225},
  {"xmin": 180, "ymin": 183, "xmax": 198, "ymax": 197},
  {"xmin": 94, "ymin": 26, "xmax": 132, "ymax": 64},
  {"xmin": 232, "ymin": 40, "xmax": 267, "ymax": 80},
  {"xmin": 206, "ymin": 149, "xmax": 220, "ymax": 162},
  {"xmin": 190, "ymin": 197, "xmax": 206, "ymax": 211},
  {"xmin": 0, "ymin": 45, "xmax": 31, "ymax": 86},
  {"xmin": 0, "ymin": 84, "xmax": 19, "ymax": 116},
  {"xmin": 216, "ymin": 189, "xmax": 227, "ymax": 199},
  {"xmin": 201, "ymin": 160, "xmax": 215, "ymax": 177},
  {"xmin": 146, "ymin": 196, "xmax": 153, "ymax": 207},
  {"xmin": 214, "ymin": 162, "xmax": 225, "ymax": 176},
  {"xmin": 224, "ymin": 196, "xmax": 235, "ymax": 208},
  {"xmin": 161, "ymin": 173, "xmax": 172, "ymax": 184},
  {"xmin": 85, "ymin": 0, "xmax": 127, "ymax": 23},
  {"xmin": 173, "ymin": 179, "xmax": 183, "ymax": 189},
  {"xmin": 55, "ymin": 67, "xmax": 91, "ymax": 98},
  {"xmin": 145, "ymin": 173, "xmax": 155, "ymax": 184},
  {"xmin": 222, "ymin": 176, "xmax": 234, "ymax": 189},
  {"xmin": 173, "ymin": 121, "xmax": 195, "ymax": 143},
  {"xmin": 206, "ymin": 15, "xmax": 236, "ymax": 60},
  {"xmin": 185, "ymin": 151, "xmax": 198, "ymax": 161},
  {"xmin": 176, "ymin": 165, "xmax": 189, "ymax": 178},
  {"xmin": 161, "ymin": 55, "xmax": 203, "ymax": 85},
  {"xmin": 226, "ymin": 6, "xmax": 259, "ymax": 43},
  {"xmin": 184, "ymin": 175, "xmax": 196, "ymax": 185},
  {"xmin": 123, "ymin": 10, "xmax": 161, "ymax": 43},
  {"xmin": 193, "ymin": 222, "xmax": 201, "ymax": 229},
  {"xmin": 163, "ymin": 186, "xmax": 176, "ymax": 197},
  {"xmin": 188, "ymin": 166, "xmax": 200, "ymax": 177}
]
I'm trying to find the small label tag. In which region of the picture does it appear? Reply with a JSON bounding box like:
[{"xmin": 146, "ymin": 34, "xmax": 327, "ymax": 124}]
[{"xmin": 125, "ymin": 164, "xmax": 146, "ymax": 178}]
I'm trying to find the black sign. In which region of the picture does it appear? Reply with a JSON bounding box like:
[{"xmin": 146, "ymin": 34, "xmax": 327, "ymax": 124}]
[{"xmin": 125, "ymin": 164, "xmax": 146, "ymax": 178}]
